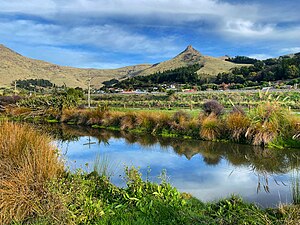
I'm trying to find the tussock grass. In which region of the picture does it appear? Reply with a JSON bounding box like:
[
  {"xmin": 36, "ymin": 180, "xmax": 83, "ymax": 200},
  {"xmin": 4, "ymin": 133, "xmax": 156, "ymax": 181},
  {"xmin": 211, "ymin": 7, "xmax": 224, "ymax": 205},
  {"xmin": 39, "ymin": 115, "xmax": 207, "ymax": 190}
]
[
  {"xmin": 200, "ymin": 114, "xmax": 220, "ymax": 141},
  {"xmin": 0, "ymin": 122, "xmax": 63, "ymax": 224},
  {"xmin": 226, "ymin": 112, "xmax": 250, "ymax": 142},
  {"xmin": 246, "ymin": 101, "xmax": 294, "ymax": 146}
]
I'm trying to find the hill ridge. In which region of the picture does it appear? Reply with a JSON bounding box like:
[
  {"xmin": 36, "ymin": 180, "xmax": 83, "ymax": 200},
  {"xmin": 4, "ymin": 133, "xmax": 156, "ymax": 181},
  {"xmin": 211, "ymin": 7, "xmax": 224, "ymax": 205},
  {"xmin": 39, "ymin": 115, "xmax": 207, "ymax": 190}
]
[{"xmin": 0, "ymin": 44, "xmax": 245, "ymax": 88}]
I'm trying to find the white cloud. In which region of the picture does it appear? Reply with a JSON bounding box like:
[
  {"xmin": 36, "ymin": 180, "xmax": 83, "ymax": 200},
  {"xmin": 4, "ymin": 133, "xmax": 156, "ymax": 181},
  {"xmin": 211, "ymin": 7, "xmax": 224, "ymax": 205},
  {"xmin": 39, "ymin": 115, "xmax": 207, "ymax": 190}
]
[
  {"xmin": 0, "ymin": 0, "xmax": 299, "ymax": 66},
  {"xmin": 0, "ymin": 19, "xmax": 178, "ymax": 55},
  {"xmin": 224, "ymin": 20, "xmax": 274, "ymax": 37},
  {"xmin": 280, "ymin": 47, "xmax": 300, "ymax": 55},
  {"xmin": 1, "ymin": 0, "xmax": 298, "ymax": 41},
  {"xmin": 247, "ymin": 54, "xmax": 274, "ymax": 60}
]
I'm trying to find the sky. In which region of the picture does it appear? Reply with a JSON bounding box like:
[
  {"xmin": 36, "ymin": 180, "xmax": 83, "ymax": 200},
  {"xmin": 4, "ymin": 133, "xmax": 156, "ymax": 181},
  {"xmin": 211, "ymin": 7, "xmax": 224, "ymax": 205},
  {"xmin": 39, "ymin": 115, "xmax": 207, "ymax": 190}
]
[{"xmin": 0, "ymin": 0, "xmax": 299, "ymax": 69}]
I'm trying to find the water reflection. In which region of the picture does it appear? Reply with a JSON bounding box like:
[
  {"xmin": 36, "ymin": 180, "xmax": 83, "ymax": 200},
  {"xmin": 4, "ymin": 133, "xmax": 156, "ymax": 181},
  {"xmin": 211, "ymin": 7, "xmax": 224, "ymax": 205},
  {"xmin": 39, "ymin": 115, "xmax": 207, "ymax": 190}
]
[{"xmin": 42, "ymin": 124, "xmax": 300, "ymax": 207}]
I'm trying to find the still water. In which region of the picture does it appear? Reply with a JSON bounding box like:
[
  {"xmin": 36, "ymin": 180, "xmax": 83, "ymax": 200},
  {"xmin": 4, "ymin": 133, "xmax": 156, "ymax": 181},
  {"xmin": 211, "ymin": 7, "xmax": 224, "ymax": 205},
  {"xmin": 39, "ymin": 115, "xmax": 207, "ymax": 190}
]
[{"xmin": 49, "ymin": 124, "xmax": 300, "ymax": 208}]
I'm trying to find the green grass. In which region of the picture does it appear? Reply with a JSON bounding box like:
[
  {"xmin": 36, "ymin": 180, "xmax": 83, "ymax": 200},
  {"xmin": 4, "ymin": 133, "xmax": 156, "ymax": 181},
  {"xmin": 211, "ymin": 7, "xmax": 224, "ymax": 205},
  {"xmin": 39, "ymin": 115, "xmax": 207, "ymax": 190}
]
[
  {"xmin": 110, "ymin": 107, "xmax": 201, "ymax": 117},
  {"xmin": 1, "ymin": 122, "xmax": 300, "ymax": 224},
  {"xmin": 17, "ymin": 167, "xmax": 299, "ymax": 225}
]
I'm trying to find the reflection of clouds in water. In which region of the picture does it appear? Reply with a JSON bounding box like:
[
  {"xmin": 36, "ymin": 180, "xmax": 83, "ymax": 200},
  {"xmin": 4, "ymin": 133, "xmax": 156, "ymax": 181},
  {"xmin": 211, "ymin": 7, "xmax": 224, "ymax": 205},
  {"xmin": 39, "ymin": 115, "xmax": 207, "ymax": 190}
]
[{"xmin": 58, "ymin": 136, "xmax": 293, "ymax": 207}]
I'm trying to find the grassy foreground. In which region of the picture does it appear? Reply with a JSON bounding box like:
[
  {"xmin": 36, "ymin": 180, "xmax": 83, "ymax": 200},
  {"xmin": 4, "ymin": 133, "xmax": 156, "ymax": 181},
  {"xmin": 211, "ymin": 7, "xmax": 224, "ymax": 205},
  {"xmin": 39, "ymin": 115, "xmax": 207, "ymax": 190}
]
[{"xmin": 0, "ymin": 122, "xmax": 300, "ymax": 224}]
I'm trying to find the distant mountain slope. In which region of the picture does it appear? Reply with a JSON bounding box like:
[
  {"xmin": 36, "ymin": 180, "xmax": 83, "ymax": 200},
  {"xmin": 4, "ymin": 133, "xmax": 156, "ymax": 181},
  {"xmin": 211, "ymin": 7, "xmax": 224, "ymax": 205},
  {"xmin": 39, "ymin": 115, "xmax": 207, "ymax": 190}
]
[
  {"xmin": 0, "ymin": 44, "xmax": 151, "ymax": 88},
  {"xmin": 136, "ymin": 45, "xmax": 247, "ymax": 77},
  {"xmin": 0, "ymin": 44, "xmax": 246, "ymax": 88}
]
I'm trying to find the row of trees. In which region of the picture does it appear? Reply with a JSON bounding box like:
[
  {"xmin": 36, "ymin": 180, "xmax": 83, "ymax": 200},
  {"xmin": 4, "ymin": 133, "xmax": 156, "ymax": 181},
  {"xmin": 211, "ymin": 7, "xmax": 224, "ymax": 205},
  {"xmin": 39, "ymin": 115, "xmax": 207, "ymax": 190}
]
[
  {"xmin": 15, "ymin": 79, "xmax": 54, "ymax": 90},
  {"xmin": 215, "ymin": 53, "xmax": 300, "ymax": 86},
  {"xmin": 103, "ymin": 64, "xmax": 203, "ymax": 90}
]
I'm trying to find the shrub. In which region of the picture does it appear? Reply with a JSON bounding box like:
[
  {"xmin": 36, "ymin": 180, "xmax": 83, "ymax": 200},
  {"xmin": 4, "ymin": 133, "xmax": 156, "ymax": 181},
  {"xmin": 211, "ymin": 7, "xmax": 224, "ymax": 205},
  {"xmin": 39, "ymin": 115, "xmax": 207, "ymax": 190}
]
[
  {"xmin": 0, "ymin": 95, "xmax": 22, "ymax": 106},
  {"xmin": 202, "ymin": 100, "xmax": 224, "ymax": 116}
]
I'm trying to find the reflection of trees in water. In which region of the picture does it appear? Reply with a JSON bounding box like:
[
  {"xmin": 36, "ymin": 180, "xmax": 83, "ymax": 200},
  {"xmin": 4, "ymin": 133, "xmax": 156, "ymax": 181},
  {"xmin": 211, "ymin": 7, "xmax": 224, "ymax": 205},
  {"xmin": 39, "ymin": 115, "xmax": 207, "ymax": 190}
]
[
  {"xmin": 44, "ymin": 124, "xmax": 300, "ymax": 176},
  {"xmin": 202, "ymin": 156, "xmax": 222, "ymax": 166}
]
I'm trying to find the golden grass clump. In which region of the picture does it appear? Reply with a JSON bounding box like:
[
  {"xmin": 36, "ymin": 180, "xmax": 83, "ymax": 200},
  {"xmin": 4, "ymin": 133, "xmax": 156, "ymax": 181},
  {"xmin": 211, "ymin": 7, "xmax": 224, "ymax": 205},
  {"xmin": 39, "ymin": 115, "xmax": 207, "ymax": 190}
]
[
  {"xmin": 200, "ymin": 114, "xmax": 220, "ymax": 140},
  {"xmin": 120, "ymin": 113, "xmax": 136, "ymax": 130},
  {"xmin": 0, "ymin": 122, "xmax": 63, "ymax": 224},
  {"xmin": 246, "ymin": 102, "xmax": 292, "ymax": 146},
  {"xmin": 226, "ymin": 112, "xmax": 250, "ymax": 142},
  {"xmin": 169, "ymin": 110, "xmax": 191, "ymax": 131},
  {"xmin": 101, "ymin": 111, "xmax": 124, "ymax": 127},
  {"xmin": 61, "ymin": 108, "xmax": 87, "ymax": 124}
]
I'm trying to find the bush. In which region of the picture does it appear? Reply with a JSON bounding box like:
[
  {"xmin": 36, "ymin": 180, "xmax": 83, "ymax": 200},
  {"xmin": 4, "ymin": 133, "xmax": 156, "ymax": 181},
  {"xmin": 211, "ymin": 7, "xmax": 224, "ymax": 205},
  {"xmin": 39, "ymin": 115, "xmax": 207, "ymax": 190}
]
[
  {"xmin": 202, "ymin": 100, "xmax": 224, "ymax": 116},
  {"xmin": 0, "ymin": 95, "xmax": 22, "ymax": 106}
]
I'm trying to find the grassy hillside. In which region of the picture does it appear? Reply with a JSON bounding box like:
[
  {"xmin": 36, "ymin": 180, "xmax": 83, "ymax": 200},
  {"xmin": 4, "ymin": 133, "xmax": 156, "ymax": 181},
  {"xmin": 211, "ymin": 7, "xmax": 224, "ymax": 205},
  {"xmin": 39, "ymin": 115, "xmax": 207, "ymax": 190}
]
[
  {"xmin": 0, "ymin": 45, "xmax": 151, "ymax": 88},
  {"xmin": 0, "ymin": 44, "xmax": 246, "ymax": 89},
  {"xmin": 136, "ymin": 46, "xmax": 248, "ymax": 77}
]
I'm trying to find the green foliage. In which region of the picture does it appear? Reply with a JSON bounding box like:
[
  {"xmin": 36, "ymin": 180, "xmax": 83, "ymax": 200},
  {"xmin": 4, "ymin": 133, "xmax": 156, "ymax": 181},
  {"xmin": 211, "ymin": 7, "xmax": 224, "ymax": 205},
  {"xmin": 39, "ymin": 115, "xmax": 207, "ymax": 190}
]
[
  {"xmin": 110, "ymin": 64, "xmax": 203, "ymax": 89},
  {"xmin": 216, "ymin": 53, "xmax": 300, "ymax": 88},
  {"xmin": 18, "ymin": 91, "xmax": 79, "ymax": 111},
  {"xmin": 206, "ymin": 196, "xmax": 274, "ymax": 224},
  {"xmin": 102, "ymin": 78, "xmax": 119, "ymax": 87},
  {"xmin": 31, "ymin": 167, "xmax": 293, "ymax": 225},
  {"xmin": 15, "ymin": 79, "xmax": 54, "ymax": 91},
  {"xmin": 225, "ymin": 56, "xmax": 259, "ymax": 64}
]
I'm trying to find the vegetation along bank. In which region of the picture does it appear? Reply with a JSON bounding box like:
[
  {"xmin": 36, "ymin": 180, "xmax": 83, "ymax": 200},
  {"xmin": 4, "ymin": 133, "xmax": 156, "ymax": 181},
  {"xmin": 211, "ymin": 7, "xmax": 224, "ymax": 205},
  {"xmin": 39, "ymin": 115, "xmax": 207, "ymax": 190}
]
[
  {"xmin": 1, "ymin": 121, "xmax": 300, "ymax": 224},
  {"xmin": 1, "ymin": 90, "xmax": 298, "ymax": 149}
]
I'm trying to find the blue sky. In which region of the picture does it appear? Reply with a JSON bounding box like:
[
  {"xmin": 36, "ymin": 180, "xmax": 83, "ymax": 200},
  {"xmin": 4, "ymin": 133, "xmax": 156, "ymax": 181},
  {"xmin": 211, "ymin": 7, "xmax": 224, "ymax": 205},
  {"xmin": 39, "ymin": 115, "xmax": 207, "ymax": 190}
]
[{"xmin": 0, "ymin": 0, "xmax": 299, "ymax": 68}]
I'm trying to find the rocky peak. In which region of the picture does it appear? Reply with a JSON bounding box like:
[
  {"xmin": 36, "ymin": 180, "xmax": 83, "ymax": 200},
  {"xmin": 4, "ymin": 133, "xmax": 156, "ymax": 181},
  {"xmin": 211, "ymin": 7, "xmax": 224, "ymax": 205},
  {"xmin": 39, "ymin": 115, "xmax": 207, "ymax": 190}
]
[
  {"xmin": 176, "ymin": 45, "xmax": 202, "ymax": 62},
  {"xmin": 182, "ymin": 45, "xmax": 201, "ymax": 55}
]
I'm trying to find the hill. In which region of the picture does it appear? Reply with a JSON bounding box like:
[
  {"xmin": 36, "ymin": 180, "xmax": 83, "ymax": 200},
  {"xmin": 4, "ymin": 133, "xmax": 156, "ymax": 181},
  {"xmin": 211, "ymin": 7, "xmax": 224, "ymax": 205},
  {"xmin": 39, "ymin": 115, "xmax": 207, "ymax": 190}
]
[
  {"xmin": 136, "ymin": 45, "xmax": 247, "ymax": 77},
  {"xmin": 0, "ymin": 44, "xmax": 246, "ymax": 88},
  {"xmin": 0, "ymin": 44, "xmax": 151, "ymax": 88}
]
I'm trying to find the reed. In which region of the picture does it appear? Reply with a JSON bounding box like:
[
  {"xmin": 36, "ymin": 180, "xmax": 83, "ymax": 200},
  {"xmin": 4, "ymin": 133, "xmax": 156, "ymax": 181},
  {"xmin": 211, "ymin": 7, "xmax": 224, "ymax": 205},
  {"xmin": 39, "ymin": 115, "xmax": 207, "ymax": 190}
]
[
  {"xmin": 0, "ymin": 122, "xmax": 63, "ymax": 224},
  {"xmin": 291, "ymin": 169, "xmax": 300, "ymax": 205}
]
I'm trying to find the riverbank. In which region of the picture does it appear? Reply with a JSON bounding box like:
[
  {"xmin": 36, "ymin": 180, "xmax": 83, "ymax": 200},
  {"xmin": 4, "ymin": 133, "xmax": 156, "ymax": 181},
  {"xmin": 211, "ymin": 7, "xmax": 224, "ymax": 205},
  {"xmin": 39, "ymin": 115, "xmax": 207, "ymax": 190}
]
[
  {"xmin": 0, "ymin": 122, "xmax": 300, "ymax": 224},
  {"xmin": 6, "ymin": 98, "xmax": 300, "ymax": 149}
]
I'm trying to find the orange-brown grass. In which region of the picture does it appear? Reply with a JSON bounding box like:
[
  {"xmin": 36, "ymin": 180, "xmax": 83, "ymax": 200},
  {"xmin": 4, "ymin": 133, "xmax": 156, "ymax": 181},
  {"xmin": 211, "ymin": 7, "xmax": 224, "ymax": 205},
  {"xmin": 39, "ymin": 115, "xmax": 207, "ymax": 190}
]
[
  {"xmin": 200, "ymin": 114, "xmax": 221, "ymax": 140},
  {"xmin": 226, "ymin": 112, "xmax": 250, "ymax": 142},
  {"xmin": 61, "ymin": 108, "xmax": 87, "ymax": 124},
  {"xmin": 246, "ymin": 102, "xmax": 292, "ymax": 146},
  {"xmin": 278, "ymin": 204, "xmax": 300, "ymax": 224},
  {"xmin": 0, "ymin": 122, "xmax": 63, "ymax": 224},
  {"xmin": 169, "ymin": 110, "xmax": 191, "ymax": 132},
  {"xmin": 5, "ymin": 106, "xmax": 32, "ymax": 116},
  {"xmin": 101, "ymin": 111, "xmax": 124, "ymax": 127},
  {"xmin": 120, "ymin": 113, "xmax": 136, "ymax": 130},
  {"xmin": 134, "ymin": 111, "xmax": 171, "ymax": 133}
]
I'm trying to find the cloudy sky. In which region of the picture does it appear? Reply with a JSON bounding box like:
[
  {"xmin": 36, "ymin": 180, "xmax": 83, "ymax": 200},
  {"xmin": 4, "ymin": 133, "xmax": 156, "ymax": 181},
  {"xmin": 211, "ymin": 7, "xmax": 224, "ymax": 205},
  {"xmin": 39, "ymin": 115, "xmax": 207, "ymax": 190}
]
[{"xmin": 0, "ymin": 0, "xmax": 299, "ymax": 68}]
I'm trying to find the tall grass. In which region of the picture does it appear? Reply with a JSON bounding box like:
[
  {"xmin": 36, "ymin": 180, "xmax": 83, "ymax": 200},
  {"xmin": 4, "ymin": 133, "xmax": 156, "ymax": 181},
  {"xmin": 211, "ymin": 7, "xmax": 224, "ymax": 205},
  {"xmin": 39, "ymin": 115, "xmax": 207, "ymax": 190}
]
[
  {"xmin": 226, "ymin": 112, "xmax": 250, "ymax": 142},
  {"xmin": 0, "ymin": 122, "xmax": 63, "ymax": 224},
  {"xmin": 94, "ymin": 153, "xmax": 119, "ymax": 178},
  {"xmin": 200, "ymin": 114, "xmax": 220, "ymax": 141},
  {"xmin": 246, "ymin": 101, "xmax": 295, "ymax": 146},
  {"xmin": 291, "ymin": 169, "xmax": 300, "ymax": 205}
]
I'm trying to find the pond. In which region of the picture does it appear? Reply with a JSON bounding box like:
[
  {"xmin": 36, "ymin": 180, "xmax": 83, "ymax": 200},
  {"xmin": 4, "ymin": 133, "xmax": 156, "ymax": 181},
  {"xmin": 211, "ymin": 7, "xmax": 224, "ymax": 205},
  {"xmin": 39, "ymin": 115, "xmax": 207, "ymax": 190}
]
[{"xmin": 47, "ymin": 124, "xmax": 300, "ymax": 208}]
